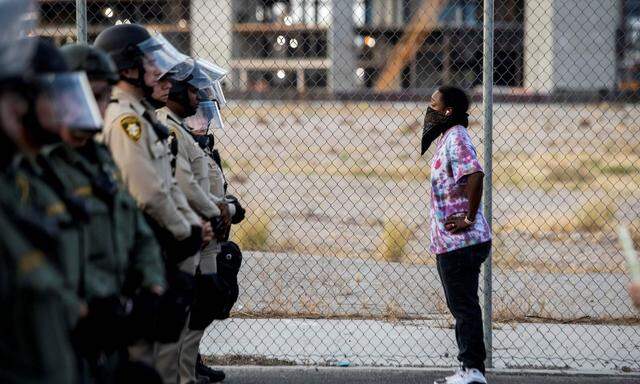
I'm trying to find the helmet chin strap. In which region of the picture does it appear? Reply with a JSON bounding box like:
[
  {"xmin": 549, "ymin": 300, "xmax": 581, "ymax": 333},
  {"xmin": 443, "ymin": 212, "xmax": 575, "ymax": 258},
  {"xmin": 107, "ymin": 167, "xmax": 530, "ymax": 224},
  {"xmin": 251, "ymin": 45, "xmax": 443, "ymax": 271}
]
[
  {"xmin": 121, "ymin": 60, "xmax": 155, "ymax": 100},
  {"xmin": 148, "ymin": 97, "xmax": 166, "ymax": 109}
]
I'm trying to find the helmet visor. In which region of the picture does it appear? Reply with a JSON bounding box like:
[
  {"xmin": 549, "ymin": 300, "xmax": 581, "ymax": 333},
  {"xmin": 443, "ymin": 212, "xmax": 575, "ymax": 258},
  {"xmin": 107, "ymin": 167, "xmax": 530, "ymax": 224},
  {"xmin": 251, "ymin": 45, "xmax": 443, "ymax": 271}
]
[
  {"xmin": 195, "ymin": 59, "xmax": 227, "ymax": 82},
  {"xmin": 196, "ymin": 86, "xmax": 215, "ymax": 102},
  {"xmin": 186, "ymin": 61, "xmax": 226, "ymax": 107},
  {"xmin": 138, "ymin": 34, "xmax": 191, "ymax": 81},
  {"xmin": 185, "ymin": 100, "xmax": 223, "ymax": 133},
  {"xmin": 37, "ymin": 71, "xmax": 103, "ymax": 132},
  {"xmin": 187, "ymin": 61, "xmax": 214, "ymax": 89},
  {"xmin": 0, "ymin": 0, "xmax": 37, "ymax": 80},
  {"xmin": 212, "ymin": 80, "xmax": 227, "ymax": 108}
]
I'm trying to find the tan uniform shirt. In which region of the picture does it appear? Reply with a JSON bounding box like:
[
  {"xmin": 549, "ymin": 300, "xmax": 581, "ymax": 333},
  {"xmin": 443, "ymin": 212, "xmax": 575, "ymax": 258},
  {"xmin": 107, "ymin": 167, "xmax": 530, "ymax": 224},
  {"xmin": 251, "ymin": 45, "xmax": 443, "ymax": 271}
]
[
  {"xmin": 156, "ymin": 107, "xmax": 220, "ymax": 219},
  {"xmin": 100, "ymin": 87, "xmax": 196, "ymax": 240}
]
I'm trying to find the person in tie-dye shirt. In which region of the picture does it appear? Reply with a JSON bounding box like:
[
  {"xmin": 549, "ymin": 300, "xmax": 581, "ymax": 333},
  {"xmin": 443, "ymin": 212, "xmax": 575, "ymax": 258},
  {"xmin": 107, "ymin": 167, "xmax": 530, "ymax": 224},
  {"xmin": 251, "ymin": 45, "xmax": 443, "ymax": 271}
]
[{"xmin": 422, "ymin": 86, "xmax": 491, "ymax": 384}]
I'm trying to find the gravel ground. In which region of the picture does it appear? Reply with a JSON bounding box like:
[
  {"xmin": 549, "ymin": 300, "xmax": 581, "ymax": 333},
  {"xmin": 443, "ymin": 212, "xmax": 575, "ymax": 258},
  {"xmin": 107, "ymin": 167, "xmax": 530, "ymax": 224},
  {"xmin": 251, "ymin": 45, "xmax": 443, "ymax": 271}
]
[
  {"xmin": 198, "ymin": 252, "xmax": 639, "ymax": 371},
  {"xmin": 217, "ymin": 101, "xmax": 640, "ymax": 274},
  {"xmin": 200, "ymin": 317, "xmax": 640, "ymax": 371},
  {"xmin": 233, "ymin": 251, "xmax": 636, "ymax": 321}
]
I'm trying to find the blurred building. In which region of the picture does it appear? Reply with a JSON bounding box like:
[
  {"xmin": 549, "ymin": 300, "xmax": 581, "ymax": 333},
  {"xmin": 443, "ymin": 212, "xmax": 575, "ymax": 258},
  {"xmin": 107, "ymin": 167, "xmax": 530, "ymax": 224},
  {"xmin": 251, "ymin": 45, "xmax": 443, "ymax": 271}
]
[{"xmin": 37, "ymin": 0, "xmax": 637, "ymax": 96}]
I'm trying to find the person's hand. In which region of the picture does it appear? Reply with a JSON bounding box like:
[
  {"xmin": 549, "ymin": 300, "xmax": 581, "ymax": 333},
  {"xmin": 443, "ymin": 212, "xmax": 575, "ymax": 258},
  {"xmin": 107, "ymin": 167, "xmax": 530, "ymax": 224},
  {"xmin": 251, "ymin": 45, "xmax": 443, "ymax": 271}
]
[
  {"xmin": 149, "ymin": 284, "xmax": 165, "ymax": 296},
  {"xmin": 201, "ymin": 220, "xmax": 214, "ymax": 244},
  {"xmin": 217, "ymin": 203, "xmax": 231, "ymax": 228},
  {"xmin": 78, "ymin": 301, "xmax": 89, "ymax": 318},
  {"xmin": 629, "ymin": 283, "xmax": 640, "ymax": 309},
  {"xmin": 445, "ymin": 213, "xmax": 472, "ymax": 233}
]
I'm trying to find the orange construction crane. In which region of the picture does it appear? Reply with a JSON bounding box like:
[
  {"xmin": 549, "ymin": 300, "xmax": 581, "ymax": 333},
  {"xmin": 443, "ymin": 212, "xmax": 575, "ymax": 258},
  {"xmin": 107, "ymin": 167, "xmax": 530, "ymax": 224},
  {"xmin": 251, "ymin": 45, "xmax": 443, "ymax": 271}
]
[{"xmin": 374, "ymin": 0, "xmax": 447, "ymax": 92}]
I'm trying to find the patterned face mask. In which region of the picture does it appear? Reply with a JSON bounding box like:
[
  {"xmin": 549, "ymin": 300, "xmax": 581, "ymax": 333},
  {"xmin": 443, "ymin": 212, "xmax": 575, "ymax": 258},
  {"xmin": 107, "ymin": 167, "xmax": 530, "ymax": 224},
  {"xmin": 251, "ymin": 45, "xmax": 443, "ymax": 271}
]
[{"xmin": 420, "ymin": 107, "xmax": 468, "ymax": 155}]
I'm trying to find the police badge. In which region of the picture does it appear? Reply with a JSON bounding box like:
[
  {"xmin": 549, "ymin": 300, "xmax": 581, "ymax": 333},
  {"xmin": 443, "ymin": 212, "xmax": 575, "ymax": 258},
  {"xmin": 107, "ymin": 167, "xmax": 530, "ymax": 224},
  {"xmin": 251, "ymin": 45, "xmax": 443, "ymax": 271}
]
[{"xmin": 120, "ymin": 115, "xmax": 142, "ymax": 142}]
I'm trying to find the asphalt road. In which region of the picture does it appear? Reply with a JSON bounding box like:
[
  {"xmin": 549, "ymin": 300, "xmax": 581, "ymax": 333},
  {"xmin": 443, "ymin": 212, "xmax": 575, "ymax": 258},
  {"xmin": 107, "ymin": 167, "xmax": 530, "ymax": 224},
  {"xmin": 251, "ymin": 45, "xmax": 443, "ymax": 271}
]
[{"xmin": 217, "ymin": 366, "xmax": 640, "ymax": 384}]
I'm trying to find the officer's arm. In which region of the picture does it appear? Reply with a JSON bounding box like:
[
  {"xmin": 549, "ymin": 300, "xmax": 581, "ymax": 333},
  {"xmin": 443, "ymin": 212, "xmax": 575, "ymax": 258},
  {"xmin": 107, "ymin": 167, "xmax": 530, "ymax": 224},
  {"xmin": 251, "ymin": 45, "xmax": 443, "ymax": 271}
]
[
  {"xmin": 170, "ymin": 177, "xmax": 202, "ymax": 227},
  {"xmin": 207, "ymin": 155, "xmax": 236, "ymax": 216},
  {"xmin": 174, "ymin": 135, "xmax": 220, "ymax": 219},
  {"xmin": 192, "ymin": 152, "xmax": 211, "ymax": 193},
  {"xmin": 107, "ymin": 114, "xmax": 191, "ymax": 240}
]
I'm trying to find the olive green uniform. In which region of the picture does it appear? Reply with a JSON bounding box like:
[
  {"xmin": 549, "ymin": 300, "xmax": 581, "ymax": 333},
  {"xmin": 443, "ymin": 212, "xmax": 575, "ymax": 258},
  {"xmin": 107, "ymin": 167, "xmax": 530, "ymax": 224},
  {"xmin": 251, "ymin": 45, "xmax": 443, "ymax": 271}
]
[
  {"xmin": 3, "ymin": 156, "xmax": 85, "ymax": 326},
  {"xmin": 41, "ymin": 141, "xmax": 166, "ymax": 295},
  {"xmin": 0, "ymin": 179, "xmax": 78, "ymax": 384}
]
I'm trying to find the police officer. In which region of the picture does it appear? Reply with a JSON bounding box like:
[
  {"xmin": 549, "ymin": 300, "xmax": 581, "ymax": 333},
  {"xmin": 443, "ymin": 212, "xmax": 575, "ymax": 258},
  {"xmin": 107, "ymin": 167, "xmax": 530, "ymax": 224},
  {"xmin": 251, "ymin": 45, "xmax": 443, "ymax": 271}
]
[
  {"xmin": 155, "ymin": 62, "xmax": 234, "ymax": 384},
  {"xmin": 187, "ymin": 65, "xmax": 246, "ymax": 383},
  {"xmin": 0, "ymin": 206, "xmax": 78, "ymax": 384},
  {"xmin": 0, "ymin": 4, "xmax": 79, "ymax": 380},
  {"xmin": 93, "ymin": 25, "xmax": 204, "ymax": 260}
]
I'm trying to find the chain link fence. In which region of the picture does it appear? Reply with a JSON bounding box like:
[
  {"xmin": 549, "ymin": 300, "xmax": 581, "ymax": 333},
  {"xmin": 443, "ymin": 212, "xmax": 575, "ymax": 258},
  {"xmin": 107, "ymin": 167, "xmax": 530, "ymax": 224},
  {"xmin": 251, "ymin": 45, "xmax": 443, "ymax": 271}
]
[{"xmin": 39, "ymin": 0, "xmax": 640, "ymax": 371}]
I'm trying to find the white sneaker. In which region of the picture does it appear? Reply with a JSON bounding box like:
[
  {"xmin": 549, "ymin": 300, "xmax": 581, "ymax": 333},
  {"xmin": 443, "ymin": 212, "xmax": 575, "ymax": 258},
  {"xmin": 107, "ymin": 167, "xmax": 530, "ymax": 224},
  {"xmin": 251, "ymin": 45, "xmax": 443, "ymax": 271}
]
[{"xmin": 433, "ymin": 368, "xmax": 487, "ymax": 384}]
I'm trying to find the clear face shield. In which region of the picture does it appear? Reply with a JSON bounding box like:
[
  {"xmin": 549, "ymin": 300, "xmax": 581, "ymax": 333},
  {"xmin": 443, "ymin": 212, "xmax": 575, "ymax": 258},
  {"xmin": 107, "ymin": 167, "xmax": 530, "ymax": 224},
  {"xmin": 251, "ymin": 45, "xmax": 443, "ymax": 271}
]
[
  {"xmin": 184, "ymin": 100, "xmax": 223, "ymax": 133},
  {"xmin": 37, "ymin": 71, "xmax": 103, "ymax": 133},
  {"xmin": 137, "ymin": 34, "xmax": 192, "ymax": 82},
  {"xmin": 195, "ymin": 59, "xmax": 228, "ymax": 82},
  {"xmin": 193, "ymin": 59, "xmax": 228, "ymax": 108},
  {"xmin": 0, "ymin": 0, "xmax": 37, "ymax": 80}
]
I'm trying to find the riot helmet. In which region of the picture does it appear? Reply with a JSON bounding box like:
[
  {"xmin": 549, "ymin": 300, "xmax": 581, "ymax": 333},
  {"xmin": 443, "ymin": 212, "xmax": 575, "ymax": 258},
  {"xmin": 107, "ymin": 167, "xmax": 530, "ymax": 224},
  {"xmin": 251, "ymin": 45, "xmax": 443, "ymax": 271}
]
[{"xmin": 60, "ymin": 44, "xmax": 119, "ymax": 116}]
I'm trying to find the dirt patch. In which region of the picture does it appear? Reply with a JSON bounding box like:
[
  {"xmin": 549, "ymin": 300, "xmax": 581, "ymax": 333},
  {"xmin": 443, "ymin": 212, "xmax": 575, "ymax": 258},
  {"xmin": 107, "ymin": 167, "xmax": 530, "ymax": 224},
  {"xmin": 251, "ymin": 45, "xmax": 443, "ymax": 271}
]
[{"xmin": 203, "ymin": 354, "xmax": 297, "ymax": 366}]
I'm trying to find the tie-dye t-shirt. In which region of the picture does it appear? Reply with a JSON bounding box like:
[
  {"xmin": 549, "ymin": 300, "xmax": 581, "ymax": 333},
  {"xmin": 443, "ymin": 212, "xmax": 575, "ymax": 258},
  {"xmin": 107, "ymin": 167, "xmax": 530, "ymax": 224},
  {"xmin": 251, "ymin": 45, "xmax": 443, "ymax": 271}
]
[{"xmin": 429, "ymin": 125, "xmax": 492, "ymax": 254}]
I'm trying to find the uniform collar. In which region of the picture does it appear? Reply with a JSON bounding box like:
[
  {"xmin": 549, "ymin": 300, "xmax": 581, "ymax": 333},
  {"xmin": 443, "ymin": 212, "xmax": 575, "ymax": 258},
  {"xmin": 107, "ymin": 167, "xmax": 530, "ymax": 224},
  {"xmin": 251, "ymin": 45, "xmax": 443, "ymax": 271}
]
[
  {"xmin": 159, "ymin": 106, "xmax": 189, "ymax": 131},
  {"xmin": 166, "ymin": 107, "xmax": 185, "ymax": 126}
]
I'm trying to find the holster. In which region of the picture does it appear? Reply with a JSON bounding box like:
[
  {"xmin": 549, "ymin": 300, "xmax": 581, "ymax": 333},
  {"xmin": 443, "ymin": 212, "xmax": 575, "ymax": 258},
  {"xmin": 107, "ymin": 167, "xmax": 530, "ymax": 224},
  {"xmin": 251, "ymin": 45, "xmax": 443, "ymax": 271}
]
[{"xmin": 188, "ymin": 241, "xmax": 242, "ymax": 330}]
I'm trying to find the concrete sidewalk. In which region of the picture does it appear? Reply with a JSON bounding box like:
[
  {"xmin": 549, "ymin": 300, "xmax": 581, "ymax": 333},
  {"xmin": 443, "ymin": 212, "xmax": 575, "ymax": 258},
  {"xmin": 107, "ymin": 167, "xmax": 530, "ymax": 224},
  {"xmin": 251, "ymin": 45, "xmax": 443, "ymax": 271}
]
[
  {"xmin": 216, "ymin": 366, "xmax": 640, "ymax": 384},
  {"xmin": 201, "ymin": 318, "xmax": 640, "ymax": 371}
]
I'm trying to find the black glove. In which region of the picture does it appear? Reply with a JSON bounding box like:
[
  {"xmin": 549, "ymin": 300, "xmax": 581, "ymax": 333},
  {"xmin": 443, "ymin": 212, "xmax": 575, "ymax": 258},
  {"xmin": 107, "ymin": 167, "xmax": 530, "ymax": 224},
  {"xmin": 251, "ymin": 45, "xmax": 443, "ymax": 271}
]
[
  {"xmin": 227, "ymin": 195, "xmax": 246, "ymax": 224},
  {"xmin": 210, "ymin": 216, "xmax": 227, "ymax": 240}
]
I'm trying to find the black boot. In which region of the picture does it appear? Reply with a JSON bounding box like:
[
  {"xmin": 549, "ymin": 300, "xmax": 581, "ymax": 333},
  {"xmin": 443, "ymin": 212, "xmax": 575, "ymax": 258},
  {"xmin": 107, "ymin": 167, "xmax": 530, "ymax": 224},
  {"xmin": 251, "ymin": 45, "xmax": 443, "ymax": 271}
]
[{"xmin": 196, "ymin": 354, "xmax": 225, "ymax": 383}]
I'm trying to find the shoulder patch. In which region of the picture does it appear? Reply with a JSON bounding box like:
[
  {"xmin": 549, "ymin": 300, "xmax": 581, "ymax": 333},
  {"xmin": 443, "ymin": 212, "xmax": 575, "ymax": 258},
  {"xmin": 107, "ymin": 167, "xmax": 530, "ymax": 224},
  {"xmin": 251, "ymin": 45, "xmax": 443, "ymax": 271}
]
[
  {"xmin": 47, "ymin": 202, "xmax": 66, "ymax": 216},
  {"xmin": 19, "ymin": 250, "xmax": 44, "ymax": 274},
  {"xmin": 120, "ymin": 115, "xmax": 142, "ymax": 142},
  {"xmin": 74, "ymin": 186, "xmax": 92, "ymax": 197},
  {"xmin": 15, "ymin": 174, "xmax": 30, "ymax": 203}
]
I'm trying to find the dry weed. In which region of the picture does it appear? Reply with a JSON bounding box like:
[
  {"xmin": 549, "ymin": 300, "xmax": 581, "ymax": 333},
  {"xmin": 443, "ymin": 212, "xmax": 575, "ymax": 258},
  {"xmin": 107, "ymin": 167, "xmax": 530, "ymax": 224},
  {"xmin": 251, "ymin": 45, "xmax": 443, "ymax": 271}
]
[
  {"xmin": 380, "ymin": 220, "xmax": 415, "ymax": 262},
  {"xmin": 233, "ymin": 209, "xmax": 271, "ymax": 251}
]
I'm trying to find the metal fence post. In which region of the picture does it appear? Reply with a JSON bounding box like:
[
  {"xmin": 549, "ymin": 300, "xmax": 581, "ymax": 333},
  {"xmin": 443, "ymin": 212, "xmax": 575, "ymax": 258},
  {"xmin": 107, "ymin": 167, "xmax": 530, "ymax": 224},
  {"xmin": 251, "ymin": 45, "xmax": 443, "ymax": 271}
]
[
  {"xmin": 482, "ymin": 0, "xmax": 494, "ymax": 370},
  {"xmin": 76, "ymin": 0, "xmax": 87, "ymax": 44}
]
